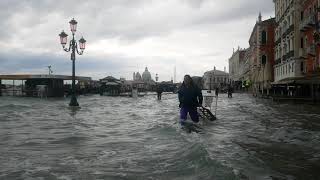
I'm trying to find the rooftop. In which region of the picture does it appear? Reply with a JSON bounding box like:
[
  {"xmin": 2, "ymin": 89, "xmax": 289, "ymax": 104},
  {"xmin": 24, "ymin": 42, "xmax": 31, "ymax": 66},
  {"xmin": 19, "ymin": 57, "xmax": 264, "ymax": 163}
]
[
  {"xmin": 0, "ymin": 74, "xmax": 92, "ymax": 81},
  {"xmin": 204, "ymin": 69, "xmax": 229, "ymax": 76}
]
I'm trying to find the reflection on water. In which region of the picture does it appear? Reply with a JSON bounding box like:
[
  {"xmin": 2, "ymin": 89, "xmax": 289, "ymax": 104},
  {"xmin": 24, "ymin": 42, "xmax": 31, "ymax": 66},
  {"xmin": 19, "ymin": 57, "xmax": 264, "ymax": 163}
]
[{"xmin": 0, "ymin": 93, "xmax": 319, "ymax": 179}]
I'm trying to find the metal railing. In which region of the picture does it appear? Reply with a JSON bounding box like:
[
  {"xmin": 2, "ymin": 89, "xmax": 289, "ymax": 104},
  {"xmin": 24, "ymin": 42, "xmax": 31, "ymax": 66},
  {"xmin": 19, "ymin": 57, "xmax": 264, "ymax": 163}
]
[{"xmin": 0, "ymin": 88, "xmax": 48, "ymax": 98}]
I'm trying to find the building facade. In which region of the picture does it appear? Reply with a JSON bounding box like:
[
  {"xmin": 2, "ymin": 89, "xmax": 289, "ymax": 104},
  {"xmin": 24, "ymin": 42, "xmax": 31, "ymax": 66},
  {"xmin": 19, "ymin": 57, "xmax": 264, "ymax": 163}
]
[
  {"xmin": 132, "ymin": 67, "xmax": 156, "ymax": 91},
  {"xmin": 273, "ymin": 0, "xmax": 320, "ymax": 100},
  {"xmin": 229, "ymin": 48, "xmax": 247, "ymax": 89},
  {"xmin": 142, "ymin": 67, "xmax": 152, "ymax": 82},
  {"xmin": 273, "ymin": 0, "xmax": 303, "ymax": 83},
  {"xmin": 300, "ymin": 0, "xmax": 319, "ymax": 74},
  {"xmin": 133, "ymin": 72, "xmax": 142, "ymax": 81},
  {"xmin": 203, "ymin": 67, "xmax": 231, "ymax": 90},
  {"xmin": 248, "ymin": 14, "xmax": 276, "ymax": 95},
  {"xmin": 300, "ymin": 0, "xmax": 320, "ymax": 100}
]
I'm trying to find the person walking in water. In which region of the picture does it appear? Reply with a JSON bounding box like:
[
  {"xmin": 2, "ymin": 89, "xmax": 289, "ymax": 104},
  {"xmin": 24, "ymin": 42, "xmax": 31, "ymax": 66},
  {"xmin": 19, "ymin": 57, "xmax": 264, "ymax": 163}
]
[
  {"xmin": 156, "ymin": 84, "xmax": 163, "ymax": 100},
  {"xmin": 215, "ymin": 87, "xmax": 219, "ymax": 97},
  {"xmin": 178, "ymin": 75, "xmax": 203, "ymax": 125},
  {"xmin": 227, "ymin": 85, "xmax": 233, "ymax": 98}
]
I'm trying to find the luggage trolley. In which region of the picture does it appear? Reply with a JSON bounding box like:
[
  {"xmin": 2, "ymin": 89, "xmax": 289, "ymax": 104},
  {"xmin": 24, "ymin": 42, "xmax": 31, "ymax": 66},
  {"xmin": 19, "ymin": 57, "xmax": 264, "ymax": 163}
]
[{"xmin": 198, "ymin": 90, "xmax": 217, "ymax": 121}]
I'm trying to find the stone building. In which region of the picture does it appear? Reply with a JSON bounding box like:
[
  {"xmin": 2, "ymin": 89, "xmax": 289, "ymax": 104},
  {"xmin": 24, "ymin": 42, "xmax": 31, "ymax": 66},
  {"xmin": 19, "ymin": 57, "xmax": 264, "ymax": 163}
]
[
  {"xmin": 272, "ymin": 0, "xmax": 320, "ymax": 101},
  {"xmin": 132, "ymin": 67, "xmax": 156, "ymax": 91},
  {"xmin": 133, "ymin": 67, "xmax": 153, "ymax": 82},
  {"xmin": 142, "ymin": 67, "xmax": 152, "ymax": 82},
  {"xmin": 299, "ymin": 0, "xmax": 320, "ymax": 100},
  {"xmin": 229, "ymin": 48, "xmax": 247, "ymax": 89},
  {"xmin": 203, "ymin": 67, "xmax": 231, "ymax": 90},
  {"xmin": 248, "ymin": 14, "xmax": 276, "ymax": 95},
  {"xmin": 273, "ymin": 0, "xmax": 303, "ymax": 83},
  {"xmin": 133, "ymin": 72, "xmax": 142, "ymax": 81},
  {"xmin": 99, "ymin": 76, "xmax": 122, "ymax": 96}
]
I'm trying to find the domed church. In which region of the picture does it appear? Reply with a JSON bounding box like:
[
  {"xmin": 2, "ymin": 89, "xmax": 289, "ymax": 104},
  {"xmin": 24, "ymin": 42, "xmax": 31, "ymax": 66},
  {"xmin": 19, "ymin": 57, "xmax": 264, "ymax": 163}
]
[
  {"xmin": 142, "ymin": 67, "xmax": 152, "ymax": 82},
  {"xmin": 133, "ymin": 72, "xmax": 142, "ymax": 81}
]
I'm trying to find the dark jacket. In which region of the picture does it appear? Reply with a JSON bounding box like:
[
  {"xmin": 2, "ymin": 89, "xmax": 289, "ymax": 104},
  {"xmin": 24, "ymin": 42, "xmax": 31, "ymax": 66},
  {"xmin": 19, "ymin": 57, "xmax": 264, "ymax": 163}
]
[
  {"xmin": 178, "ymin": 84, "xmax": 203, "ymax": 108},
  {"xmin": 156, "ymin": 85, "xmax": 163, "ymax": 94}
]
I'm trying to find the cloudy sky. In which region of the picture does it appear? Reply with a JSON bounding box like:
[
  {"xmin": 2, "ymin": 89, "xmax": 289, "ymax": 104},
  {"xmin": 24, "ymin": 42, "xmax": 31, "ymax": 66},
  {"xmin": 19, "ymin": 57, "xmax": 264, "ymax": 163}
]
[{"xmin": 0, "ymin": 0, "xmax": 274, "ymax": 81}]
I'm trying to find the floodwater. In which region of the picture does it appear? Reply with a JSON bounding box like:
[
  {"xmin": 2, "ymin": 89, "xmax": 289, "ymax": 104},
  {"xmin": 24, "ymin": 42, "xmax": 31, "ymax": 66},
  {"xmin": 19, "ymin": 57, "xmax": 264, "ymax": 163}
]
[{"xmin": 0, "ymin": 93, "xmax": 320, "ymax": 180}]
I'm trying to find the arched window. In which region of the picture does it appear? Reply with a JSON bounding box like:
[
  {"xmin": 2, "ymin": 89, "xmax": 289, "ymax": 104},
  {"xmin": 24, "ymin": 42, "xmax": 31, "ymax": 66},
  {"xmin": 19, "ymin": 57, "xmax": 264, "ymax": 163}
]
[{"xmin": 261, "ymin": 30, "xmax": 267, "ymax": 44}]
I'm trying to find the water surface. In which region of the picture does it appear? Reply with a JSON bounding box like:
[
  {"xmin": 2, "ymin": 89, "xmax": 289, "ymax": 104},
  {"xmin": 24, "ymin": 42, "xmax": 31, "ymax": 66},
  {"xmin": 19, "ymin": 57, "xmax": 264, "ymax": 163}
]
[{"xmin": 0, "ymin": 93, "xmax": 319, "ymax": 180}]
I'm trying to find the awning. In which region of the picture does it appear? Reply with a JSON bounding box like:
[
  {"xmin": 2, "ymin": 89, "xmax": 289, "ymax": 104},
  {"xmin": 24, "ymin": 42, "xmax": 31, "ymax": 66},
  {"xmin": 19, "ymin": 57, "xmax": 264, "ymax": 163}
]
[
  {"xmin": 271, "ymin": 80, "xmax": 296, "ymax": 85},
  {"xmin": 296, "ymin": 79, "xmax": 320, "ymax": 84},
  {"xmin": 272, "ymin": 76, "xmax": 320, "ymax": 85}
]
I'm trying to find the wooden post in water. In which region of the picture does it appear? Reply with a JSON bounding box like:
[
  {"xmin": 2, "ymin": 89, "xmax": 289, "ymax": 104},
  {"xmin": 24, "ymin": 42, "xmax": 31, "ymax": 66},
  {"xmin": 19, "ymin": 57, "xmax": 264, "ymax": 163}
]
[
  {"xmin": 21, "ymin": 80, "xmax": 23, "ymax": 96},
  {"xmin": 0, "ymin": 79, "xmax": 2, "ymax": 96},
  {"xmin": 214, "ymin": 95, "xmax": 218, "ymax": 117},
  {"xmin": 311, "ymin": 84, "xmax": 315, "ymax": 102},
  {"xmin": 13, "ymin": 80, "xmax": 15, "ymax": 96}
]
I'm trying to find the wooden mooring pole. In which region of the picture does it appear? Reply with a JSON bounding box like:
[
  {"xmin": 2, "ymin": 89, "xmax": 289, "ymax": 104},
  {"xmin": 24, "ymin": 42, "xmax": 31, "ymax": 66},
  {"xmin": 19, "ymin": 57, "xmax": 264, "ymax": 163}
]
[
  {"xmin": 13, "ymin": 80, "xmax": 15, "ymax": 96},
  {"xmin": 0, "ymin": 79, "xmax": 2, "ymax": 96}
]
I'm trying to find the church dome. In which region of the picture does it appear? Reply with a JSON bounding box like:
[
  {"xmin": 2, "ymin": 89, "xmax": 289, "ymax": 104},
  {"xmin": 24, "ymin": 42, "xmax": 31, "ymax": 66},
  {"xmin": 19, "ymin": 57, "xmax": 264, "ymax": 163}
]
[
  {"xmin": 135, "ymin": 72, "xmax": 142, "ymax": 81},
  {"xmin": 142, "ymin": 67, "xmax": 152, "ymax": 82}
]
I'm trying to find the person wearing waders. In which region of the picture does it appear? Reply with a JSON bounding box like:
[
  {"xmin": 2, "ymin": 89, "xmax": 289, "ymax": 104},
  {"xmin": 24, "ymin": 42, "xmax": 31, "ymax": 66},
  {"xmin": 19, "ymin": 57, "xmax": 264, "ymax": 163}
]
[
  {"xmin": 156, "ymin": 84, "xmax": 163, "ymax": 100},
  {"xmin": 215, "ymin": 87, "xmax": 219, "ymax": 97},
  {"xmin": 227, "ymin": 85, "xmax": 233, "ymax": 98},
  {"xmin": 178, "ymin": 75, "xmax": 203, "ymax": 125}
]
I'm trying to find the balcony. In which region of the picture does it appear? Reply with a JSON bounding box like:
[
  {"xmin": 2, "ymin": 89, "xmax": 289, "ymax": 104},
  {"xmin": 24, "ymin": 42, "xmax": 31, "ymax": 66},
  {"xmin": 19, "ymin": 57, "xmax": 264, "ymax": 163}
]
[
  {"xmin": 275, "ymin": 38, "xmax": 281, "ymax": 45},
  {"xmin": 307, "ymin": 44, "xmax": 316, "ymax": 56},
  {"xmin": 287, "ymin": 50, "xmax": 294, "ymax": 59},
  {"xmin": 274, "ymin": 58, "xmax": 305, "ymax": 82},
  {"xmin": 314, "ymin": 32, "xmax": 320, "ymax": 45},
  {"xmin": 282, "ymin": 54, "xmax": 288, "ymax": 61},
  {"xmin": 300, "ymin": 13, "xmax": 316, "ymax": 31},
  {"xmin": 275, "ymin": 58, "xmax": 281, "ymax": 65},
  {"xmin": 316, "ymin": 38, "xmax": 320, "ymax": 46},
  {"xmin": 284, "ymin": 25, "xmax": 294, "ymax": 37},
  {"xmin": 299, "ymin": 48, "xmax": 307, "ymax": 58}
]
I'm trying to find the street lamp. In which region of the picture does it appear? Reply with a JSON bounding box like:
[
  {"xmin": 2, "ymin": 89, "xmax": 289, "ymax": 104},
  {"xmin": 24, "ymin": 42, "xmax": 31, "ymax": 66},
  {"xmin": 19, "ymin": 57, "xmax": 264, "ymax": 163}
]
[
  {"xmin": 59, "ymin": 18, "xmax": 86, "ymax": 107},
  {"xmin": 47, "ymin": 65, "xmax": 53, "ymax": 75},
  {"xmin": 156, "ymin": 74, "xmax": 159, "ymax": 82}
]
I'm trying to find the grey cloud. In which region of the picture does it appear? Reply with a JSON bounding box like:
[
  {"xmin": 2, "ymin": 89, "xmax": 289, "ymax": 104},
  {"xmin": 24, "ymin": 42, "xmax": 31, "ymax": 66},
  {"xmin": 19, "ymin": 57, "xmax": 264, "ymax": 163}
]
[
  {"xmin": 0, "ymin": 50, "xmax": 131, "ymax": 78},
  {"xmin": 0, "ymin": 0, "xmax": 275, "ymax": 80},
  {"xmin": 0, "ymin": 0, "xmax": 274, "ymax": 42}
]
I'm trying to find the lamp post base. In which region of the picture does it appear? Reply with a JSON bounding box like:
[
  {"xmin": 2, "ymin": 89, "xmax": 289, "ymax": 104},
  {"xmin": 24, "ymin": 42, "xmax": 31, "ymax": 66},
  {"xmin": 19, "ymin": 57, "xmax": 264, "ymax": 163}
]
[{"xmin": 69, "ymin": 95, "xmax": 79, "ymax": 107}]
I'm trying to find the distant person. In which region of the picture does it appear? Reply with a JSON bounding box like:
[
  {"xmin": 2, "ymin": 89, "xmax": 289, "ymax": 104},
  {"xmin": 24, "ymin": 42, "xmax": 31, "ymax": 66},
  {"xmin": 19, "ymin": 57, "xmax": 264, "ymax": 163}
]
[
  {"xmin": 227, "ymin": 85, "xmax": 233, "ymax": 98},
  {"xmin": 215, "ymin": 87, "xmax": 219, "ymax": 97},
  {"xmin": 178, "ymin": 75, "xmax": 203, "ymax": 125},
  {"xmin": 156, "ymin": 85, "xmax": 163, "ymax": 100}
]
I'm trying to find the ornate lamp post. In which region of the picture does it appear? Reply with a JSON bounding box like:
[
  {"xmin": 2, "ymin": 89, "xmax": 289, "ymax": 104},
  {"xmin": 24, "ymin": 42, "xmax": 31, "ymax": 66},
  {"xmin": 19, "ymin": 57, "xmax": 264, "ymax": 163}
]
[
  {"xmin": 155, "ymin": 73, "xmax": 159, "ymax": 82},
  {"xmin": 47, "ymin": 65, "xmax": 53, "ymax": 75},
  {"xmin": 59, "ymin": 18, "xmax": 86, "ymax": 107}
]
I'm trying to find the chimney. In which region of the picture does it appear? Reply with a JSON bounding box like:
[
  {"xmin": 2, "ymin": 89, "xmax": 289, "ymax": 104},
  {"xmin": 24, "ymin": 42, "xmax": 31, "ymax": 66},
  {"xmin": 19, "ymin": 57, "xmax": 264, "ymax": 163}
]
[
  {"xmin": 224, "ymin": 66, "xmax": 226, "ymax": 72},
  {"xmin": 214, "ymin": 66, "xmax": 216, "ymax": 71}
]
